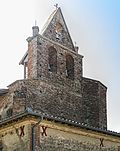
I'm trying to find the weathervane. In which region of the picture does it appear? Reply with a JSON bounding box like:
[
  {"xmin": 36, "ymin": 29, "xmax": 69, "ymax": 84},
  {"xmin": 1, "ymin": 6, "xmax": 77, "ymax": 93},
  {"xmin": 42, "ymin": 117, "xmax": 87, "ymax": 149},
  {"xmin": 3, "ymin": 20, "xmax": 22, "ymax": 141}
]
[{"xmin": 54, "ymin": 3, "xmax": 58, "ymax": 10}]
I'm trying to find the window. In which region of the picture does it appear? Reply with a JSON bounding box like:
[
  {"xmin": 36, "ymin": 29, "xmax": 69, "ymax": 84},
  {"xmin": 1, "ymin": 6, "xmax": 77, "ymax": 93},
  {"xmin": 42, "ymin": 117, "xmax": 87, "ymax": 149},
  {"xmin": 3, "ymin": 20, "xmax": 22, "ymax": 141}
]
[
  {"xmin": 55, "ymin": 22, "xmax": 63, "ymax": 41},
  {"xmin": 48, "ymin": 47, "xmax": 57, "ymax": 73},
  {"xmin": 6, "ymin": 108, "xmax": 13, "ymax": 117},
  {"xmin": 66, "ymin": 54, "xmax": 74, "ymax": 80}
]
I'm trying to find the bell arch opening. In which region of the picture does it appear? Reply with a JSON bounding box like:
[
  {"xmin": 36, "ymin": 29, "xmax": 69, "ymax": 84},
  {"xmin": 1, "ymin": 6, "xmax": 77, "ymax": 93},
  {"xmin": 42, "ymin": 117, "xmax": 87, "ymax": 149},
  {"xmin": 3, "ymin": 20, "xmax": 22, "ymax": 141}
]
[
  {"xmin": 66, "ymin": 54, "xmax": 74, "ymax": 80},
  {"xmin": 48, "ymin": 47, "xmax": 57, "ymax": 73}
]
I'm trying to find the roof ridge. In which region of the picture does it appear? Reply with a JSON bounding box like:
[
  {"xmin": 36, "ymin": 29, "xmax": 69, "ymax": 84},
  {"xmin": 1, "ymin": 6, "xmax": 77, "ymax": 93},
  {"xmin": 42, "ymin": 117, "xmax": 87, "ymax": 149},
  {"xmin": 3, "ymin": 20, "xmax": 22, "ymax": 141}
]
[{"xmin": 40, "ymin": 9, "xmax": 58, "ymax": 34}]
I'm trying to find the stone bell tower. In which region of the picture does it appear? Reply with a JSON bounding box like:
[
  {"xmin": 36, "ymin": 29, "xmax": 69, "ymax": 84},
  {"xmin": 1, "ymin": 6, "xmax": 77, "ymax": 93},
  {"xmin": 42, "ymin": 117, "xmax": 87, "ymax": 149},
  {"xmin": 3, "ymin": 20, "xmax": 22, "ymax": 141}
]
[
  {"xmin": 19, "ymin": 7, "xmax": 107, "ymax": 130},
  {"xmin": 19, "ymin": 7, "xmax": 83, "ymax": 122},
  {"xmin": 27, "ymin": 7, "xmax": 83, "ymax": 87}
]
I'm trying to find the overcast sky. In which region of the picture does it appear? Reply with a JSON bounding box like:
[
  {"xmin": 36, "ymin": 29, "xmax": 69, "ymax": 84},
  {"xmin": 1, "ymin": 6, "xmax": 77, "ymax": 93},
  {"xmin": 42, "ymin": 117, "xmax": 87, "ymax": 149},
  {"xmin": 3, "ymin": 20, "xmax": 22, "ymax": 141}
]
[{"xmin": 0, "ymin": 0, "xmax": 120, "ymax": 132}]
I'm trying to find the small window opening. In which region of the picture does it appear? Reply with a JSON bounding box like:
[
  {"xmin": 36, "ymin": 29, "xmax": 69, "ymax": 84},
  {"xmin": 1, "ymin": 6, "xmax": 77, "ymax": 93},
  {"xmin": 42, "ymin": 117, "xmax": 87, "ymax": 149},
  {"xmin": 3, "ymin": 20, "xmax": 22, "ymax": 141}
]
[
  {"xmin": 48, "ymin": 47, "xmax": 57, "ymax": 73},
  {"xmin": 56, "ymin": 32, "xmax": 62, "ymax": 40},
  {"xmin": 6, "ymin": 108, "xmax": 13, "ymax": 117},
  {"xmin": 55, "ymin": 22, "xmax": 63, "ymax": 41},
  {"xmin": 66, "ymin": 54, "xmax": 74, "ymax": 80}
]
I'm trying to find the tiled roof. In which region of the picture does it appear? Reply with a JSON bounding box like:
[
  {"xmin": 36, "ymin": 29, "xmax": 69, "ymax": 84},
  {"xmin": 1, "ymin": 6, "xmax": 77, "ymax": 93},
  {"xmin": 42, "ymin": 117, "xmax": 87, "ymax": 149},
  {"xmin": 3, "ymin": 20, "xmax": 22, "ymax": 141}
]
[
  {"xmin": 0, "ymin": 110, "xmax": 120, "ymax": 137},
  {"xmin": 0, "ymin": 89, "xmax": 8, "ymax": 96},
  {"xmin": 19, "ymin": 51, "xmax": 28, "ymax": 65}
]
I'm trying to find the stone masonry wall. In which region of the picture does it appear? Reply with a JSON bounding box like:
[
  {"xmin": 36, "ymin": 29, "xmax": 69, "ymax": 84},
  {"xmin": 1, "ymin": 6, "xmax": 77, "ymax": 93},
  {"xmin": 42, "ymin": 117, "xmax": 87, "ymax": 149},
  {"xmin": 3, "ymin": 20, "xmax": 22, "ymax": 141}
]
[
  {"xmin": 0, "ymin": 93, "xmax": 13, "ymax": 119},
  {"xmin": 27, "ymin": 35, "xmax": 83, "ymax": 94},
  {"xmin": 27, "ymin": 37, "xmax": 38, "ymax": 79},
  {"xmin": 0, "ymin": 122, "xmax": 31, "ymax": 151},
  {"xmin": 8, "ymin": 79, "xmax": 83, "ymax": 123},
  {"xmin": 42, "ymin": 8, "xmax": 75, "ymax": 51},
  {"xmin": 0, "ymin": 117, "xmax": 119, "ymax": 151},
  {"xmin": 34, "ymin": 121, "xmax": 120, "ymax": 151},
  {"xmin": 99, "ymin": 83, "xmax": 107, "ymax": 129},
  {"xmin": 39, "ymin": 136, "xmax": 118, "ymax": 151},
  {"xmin": 82, "ymin": 77, "xmax": 107, "ymax": 130}
]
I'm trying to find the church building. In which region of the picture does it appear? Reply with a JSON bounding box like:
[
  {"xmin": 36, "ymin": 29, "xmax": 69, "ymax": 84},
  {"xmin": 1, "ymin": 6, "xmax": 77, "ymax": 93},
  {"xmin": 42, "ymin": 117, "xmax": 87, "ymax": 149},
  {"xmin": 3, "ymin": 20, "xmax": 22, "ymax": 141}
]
[{"xmin": 0, "ymin": 7, "xmax": 120, "ymax": 151}]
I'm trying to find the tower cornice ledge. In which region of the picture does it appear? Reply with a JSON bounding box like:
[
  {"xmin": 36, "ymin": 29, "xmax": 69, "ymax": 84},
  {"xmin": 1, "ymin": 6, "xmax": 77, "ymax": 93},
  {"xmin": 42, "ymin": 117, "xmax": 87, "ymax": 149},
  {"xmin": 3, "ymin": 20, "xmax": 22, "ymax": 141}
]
[{"xmin": 26, "ymin": 34, "xmax": 83, "ymax": 57}]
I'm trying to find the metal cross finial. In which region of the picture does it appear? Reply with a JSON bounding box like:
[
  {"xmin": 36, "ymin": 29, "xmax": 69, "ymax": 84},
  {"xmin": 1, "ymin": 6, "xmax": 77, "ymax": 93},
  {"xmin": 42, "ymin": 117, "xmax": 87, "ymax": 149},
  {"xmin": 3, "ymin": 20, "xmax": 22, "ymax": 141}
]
[{"xmin": 54, "ymin": 3, "xmax": 58, "ymax": 10}]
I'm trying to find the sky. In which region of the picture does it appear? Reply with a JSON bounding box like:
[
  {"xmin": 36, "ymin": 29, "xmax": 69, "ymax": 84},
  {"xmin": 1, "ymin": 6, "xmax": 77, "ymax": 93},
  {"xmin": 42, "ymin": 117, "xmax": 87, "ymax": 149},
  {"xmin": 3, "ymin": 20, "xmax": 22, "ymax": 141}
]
[{"xmin": 0, "ymin": 0, "xmax": 120, "ymax": 132}]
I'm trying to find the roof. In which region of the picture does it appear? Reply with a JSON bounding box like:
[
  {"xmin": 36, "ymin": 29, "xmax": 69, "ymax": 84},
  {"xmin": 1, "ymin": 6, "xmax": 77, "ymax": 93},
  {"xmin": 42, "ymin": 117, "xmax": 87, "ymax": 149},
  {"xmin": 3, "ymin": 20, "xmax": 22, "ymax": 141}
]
[
  {"xmin": 0, "ymin": 89, "xmax": 8, "ymax": 96},
  {"xmin": 19, "ymin": 7, "xmax": 77, "ymax": 65},
  {"xmin": 0, "ymin": 110, "xmax": 120, "ymax": 137},
  {"xmin": 83, "ymin": 77, "xmax": 107, "ymax": 89},
  {"xmin": 40, "ymin": 8, "xmax": 57, "ymax": 35},
  {"xmin": 19, "ymin": 9, "xmax": 58, "ymax": 65},
  {"xmin": 19, "ymin": 51, "xmax": 28, "ymax": 65}
]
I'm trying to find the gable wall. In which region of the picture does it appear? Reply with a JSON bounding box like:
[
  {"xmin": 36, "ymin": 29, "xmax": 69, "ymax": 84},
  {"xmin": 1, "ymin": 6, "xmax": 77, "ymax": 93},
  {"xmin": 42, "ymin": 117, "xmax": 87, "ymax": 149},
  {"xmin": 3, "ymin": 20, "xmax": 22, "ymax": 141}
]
[
  {"xmin": 33, "ymin": 120, "xmax": 120, "ymax": 151},
  {"xmin": 0, "ymin": 120, "xmax": 31, "ymax": 151}
]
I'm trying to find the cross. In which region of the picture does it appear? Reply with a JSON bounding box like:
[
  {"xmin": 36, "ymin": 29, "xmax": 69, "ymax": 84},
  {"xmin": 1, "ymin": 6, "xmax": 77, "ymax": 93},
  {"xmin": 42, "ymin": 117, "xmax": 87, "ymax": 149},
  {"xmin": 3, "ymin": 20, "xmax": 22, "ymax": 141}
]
[
  {"xmin": 54, "ymin": 3, "xmax": 58, "ymax": 9},
  {"xmin": 41, "ymin": 126, "xmax": 47, "ymax": 136},
  {"xmin": 100, "ymin": 138, "xmax": 104, "ymax": 147},
  {"xmin": 20, "ymin": 125, "xmax": 25, "ymax": 137}
]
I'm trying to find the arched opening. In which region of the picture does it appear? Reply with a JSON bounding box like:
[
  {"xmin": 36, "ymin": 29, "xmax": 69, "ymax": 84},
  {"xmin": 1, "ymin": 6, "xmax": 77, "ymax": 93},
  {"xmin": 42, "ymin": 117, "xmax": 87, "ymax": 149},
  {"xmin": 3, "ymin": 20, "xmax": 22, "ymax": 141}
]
[
  {"xmin": 48, "ymin": 47, "xmax": 57, "ymax": 73},
  {"xmin": 55, "ymin": 22, "xmax": 63, "ymax": 40},
  {"xmin": 66, "ymin": 54, "xmax": 74, "ymax": 80}
]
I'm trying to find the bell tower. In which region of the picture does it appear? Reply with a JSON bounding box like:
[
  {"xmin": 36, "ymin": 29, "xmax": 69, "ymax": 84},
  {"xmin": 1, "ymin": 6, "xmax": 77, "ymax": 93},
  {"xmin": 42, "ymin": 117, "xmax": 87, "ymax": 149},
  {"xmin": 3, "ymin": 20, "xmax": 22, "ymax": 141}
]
[
  {"xmin": 19, "ymin": 7, "xmax": 83, "ymax": 122},
  {"xmin": 20, "ymin": 7, "xmax": 83, "ymax": 93},
  {"xmin": 19, "ymin": 7, "xmax": 107, "ymax": 130}
]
